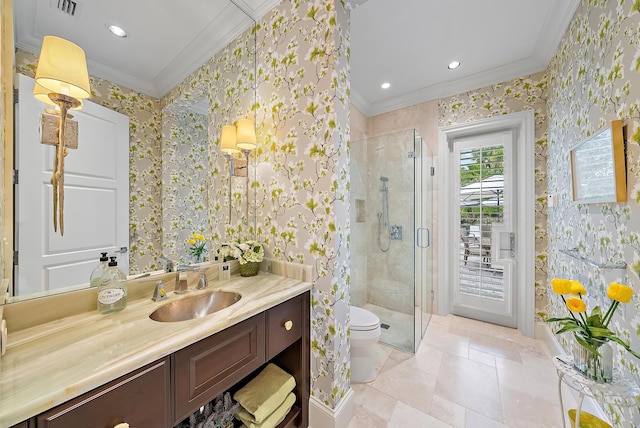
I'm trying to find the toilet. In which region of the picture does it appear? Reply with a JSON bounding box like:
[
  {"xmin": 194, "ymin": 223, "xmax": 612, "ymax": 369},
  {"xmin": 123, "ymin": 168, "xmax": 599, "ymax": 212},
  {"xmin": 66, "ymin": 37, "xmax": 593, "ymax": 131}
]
[{"xmin": 350, "ymin": 306, "xmax": 382, "ymax": 383}]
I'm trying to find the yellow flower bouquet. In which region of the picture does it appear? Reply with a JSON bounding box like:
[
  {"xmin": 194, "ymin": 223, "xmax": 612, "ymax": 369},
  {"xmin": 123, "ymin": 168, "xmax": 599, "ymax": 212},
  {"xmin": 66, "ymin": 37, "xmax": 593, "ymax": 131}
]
[
  {"xmin": 546, "ymin": 278, "xmax": 640, "ymax": 381},
  {"xmin": 187, "ymin": 233, "xmax": 207, "ymax": 261}
]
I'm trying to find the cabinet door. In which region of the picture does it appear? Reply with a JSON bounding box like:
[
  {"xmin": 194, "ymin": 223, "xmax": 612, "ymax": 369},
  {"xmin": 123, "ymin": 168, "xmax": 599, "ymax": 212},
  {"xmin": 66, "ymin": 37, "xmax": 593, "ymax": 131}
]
[
  {"xmin": 37, "ymin": 358, "xmax": 171, "ymax": 428},
  {"xmin": 266, "ymin": 294, "xmax": 303, "ymax": 359},
  {"xmin": 173, "ymin": 313, "xmax": 265, "ymax": 424}
]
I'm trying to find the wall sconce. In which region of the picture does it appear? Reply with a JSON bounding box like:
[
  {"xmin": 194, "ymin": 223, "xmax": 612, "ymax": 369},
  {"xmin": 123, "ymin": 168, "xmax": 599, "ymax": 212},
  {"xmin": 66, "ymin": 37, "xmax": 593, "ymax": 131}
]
[
  {"xmin": 34, "ymin": 35, "xmax": 91, "ymax": 236},
  {"xmin": 219, "ymin": 119, "xmax": 257, "ymax": 223}
]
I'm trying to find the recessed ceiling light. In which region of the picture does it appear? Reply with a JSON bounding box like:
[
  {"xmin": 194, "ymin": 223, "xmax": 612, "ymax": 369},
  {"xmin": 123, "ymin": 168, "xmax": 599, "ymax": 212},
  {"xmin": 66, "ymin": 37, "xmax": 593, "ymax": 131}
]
[
  {"xmin": 448, "ymin": 61, "xmax": 461, "ymax": 70},
  {"xmin": 381, "ymin": 82, "xmax": 391, "ymax": 89},
  {"xmin": 107, "ymin": 24, "xmax": 128, "ymax": 38}
]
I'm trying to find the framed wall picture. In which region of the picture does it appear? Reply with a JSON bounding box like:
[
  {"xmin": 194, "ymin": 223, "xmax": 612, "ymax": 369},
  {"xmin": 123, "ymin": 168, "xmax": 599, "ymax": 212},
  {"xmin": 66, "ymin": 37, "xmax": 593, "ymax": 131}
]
[{"xmin": 570, "ymin": 119, "xmax": 626, "ymax": 203}]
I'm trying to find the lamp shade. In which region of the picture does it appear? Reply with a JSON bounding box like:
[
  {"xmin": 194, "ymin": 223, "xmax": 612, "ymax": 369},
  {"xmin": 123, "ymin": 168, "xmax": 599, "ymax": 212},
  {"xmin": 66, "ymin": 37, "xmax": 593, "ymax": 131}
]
[
  {"xmin": 236, "ymin": 119, "xmax": 257, "ymax": 150},
  {"xmin": 33, "ymin": 81, "xmax": 83, "ymax": 110},
  {"xmin": 220, "ymin": 125, "xmax": 240, "ymax": 154},
  {"xmin": 35, "ymin": 36, "xmax": 91, "ymax": 99}
]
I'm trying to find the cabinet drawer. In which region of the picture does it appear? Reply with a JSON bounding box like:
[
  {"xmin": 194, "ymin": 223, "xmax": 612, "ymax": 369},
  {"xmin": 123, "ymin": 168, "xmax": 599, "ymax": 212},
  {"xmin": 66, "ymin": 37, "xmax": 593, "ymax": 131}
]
[
  {"xmin": 173, "ymin": 313, "xmax": 265, "ymax": 423},
  {"xmin": 266, "ymin": 294, "xmax": 303, "ymax": 359},
  {"xmin": 37, "ymin": 358, "xmax": 170, "ymax": 428}
]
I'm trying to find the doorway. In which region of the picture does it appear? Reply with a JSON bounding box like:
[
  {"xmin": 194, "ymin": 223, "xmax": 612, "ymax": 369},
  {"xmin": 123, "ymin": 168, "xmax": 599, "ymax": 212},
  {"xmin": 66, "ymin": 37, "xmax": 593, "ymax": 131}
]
[
  {"xmin": 438, "ymin": 111, "xmax": 535, "ymax": 336},
  {"xmin": 453, "ymin": 131, "xmax": 515, "ymax": 327},
  {"xmin": 15, "ymin": 74, "xmax": 129, "ymax": 297}
]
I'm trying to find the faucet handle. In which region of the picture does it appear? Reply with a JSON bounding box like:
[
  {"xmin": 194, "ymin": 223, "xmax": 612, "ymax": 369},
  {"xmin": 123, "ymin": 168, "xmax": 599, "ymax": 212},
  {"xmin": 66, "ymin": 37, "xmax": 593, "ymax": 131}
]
[
  {"xmin": 196, "ymin": 268, "xmax": 208, "ymax": 290},
  {"xmin": 151, "ymin": 280, "xmax": 168, "ymax": 301}
]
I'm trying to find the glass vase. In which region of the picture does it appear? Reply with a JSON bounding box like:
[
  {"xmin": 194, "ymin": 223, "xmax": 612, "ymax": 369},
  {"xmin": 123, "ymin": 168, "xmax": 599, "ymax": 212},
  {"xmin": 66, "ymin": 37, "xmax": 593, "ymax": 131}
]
[
  {"xmin": 572, "ymin": 334, "xmax": 613, "ymax": 383},
  {"xmin": 239, "ymin": 261, "xmax": 259, "ymax": 277}
]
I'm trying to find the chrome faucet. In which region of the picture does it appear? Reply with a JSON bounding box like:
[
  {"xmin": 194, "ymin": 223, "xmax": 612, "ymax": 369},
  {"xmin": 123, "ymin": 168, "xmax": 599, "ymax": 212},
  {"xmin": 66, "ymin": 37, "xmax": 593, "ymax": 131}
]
[{"xmin": 176, "ymin": 265, "xmax": 208, "ymax": 290}]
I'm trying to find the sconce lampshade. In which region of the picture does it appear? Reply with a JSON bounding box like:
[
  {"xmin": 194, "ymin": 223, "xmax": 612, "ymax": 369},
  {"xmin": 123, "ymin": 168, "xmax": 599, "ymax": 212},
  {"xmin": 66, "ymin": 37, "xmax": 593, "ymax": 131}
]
[
  {"xmin": 221, "ymin": 125, "xmax": 240, "ymax": 154},
  {"xmin": 236, "ymin": 119, "xmax": 257, "ymax": 150},
  {"xmin": 33, "ymin": 82, "xmax": 83, "ymax": 110},
  {"xmin": 35, "ymin": 35, "xmax": 91, "ymax": 100}
]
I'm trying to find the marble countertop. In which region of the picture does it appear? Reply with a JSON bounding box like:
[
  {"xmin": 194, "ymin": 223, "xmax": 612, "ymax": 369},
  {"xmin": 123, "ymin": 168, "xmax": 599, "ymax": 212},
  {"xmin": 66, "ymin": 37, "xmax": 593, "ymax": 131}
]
[{"xmin": 0, "ymin": 270, "xmax": 312, "ymax": 427}]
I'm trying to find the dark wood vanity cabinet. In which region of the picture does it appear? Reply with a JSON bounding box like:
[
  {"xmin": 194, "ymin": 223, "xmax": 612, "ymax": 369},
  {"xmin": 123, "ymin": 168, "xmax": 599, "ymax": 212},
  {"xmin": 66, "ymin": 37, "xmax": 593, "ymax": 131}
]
[
  {"xmin": 12, "ymin": 291, "xmax": 310, "ymax": 428},
  {"xmin": 173, "ymin": 292, "xmax": 310, "ymax": 427}
]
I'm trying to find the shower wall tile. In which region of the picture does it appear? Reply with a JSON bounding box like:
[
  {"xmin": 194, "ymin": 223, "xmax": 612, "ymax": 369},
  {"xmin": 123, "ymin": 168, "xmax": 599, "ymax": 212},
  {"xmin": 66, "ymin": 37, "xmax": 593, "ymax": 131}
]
[
  {"xmin": 361, "ymin": 130, "xmax": 416, "ymax": 314},
  {"xmin": 351, "ymin": 106, "xmax": 368, "ymax": 142}
]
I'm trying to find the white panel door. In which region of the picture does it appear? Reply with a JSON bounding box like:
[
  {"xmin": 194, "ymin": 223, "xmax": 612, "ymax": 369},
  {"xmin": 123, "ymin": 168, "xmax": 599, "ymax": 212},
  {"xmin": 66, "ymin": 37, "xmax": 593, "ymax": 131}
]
[
  {"xmin": 16, "ymin": 74, "xmax": 129, "ymax": 296},
  {"xmin": 451, "ymin": 131, "xmax": 516, "ymax": 327}
]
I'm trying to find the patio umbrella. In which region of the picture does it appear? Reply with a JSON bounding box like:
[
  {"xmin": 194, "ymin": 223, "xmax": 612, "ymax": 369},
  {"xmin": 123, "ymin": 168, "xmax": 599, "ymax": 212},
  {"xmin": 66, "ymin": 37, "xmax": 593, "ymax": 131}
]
[{"xmin": 460, "ymin": 174, "xmax": 504, "ymax": 206}]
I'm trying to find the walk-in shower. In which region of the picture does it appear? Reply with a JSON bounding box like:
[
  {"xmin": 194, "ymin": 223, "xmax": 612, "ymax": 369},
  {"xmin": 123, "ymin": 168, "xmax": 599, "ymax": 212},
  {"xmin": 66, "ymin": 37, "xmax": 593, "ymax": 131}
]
[{"xmin": 350, "ymin": 129, "xmax": 434, "ymax": 353}]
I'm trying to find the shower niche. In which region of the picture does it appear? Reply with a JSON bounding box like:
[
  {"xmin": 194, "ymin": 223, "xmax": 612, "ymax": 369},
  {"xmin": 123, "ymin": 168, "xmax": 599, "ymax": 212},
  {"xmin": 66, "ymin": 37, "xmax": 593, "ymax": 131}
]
[{"xmin": 350, "ymin": 129, "xmax": 434, "ymax": 353}]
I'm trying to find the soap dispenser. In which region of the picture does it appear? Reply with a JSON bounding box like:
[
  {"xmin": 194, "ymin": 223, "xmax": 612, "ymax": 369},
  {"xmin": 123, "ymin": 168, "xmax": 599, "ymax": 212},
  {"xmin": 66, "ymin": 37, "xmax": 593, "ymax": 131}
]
[
  {"xmin": 97, "ymin": 256, "xmax": 128, "ymax": 314},
  {"xmin": 90, "ymin": 252, "xmax": 109, "ymax": 287}
]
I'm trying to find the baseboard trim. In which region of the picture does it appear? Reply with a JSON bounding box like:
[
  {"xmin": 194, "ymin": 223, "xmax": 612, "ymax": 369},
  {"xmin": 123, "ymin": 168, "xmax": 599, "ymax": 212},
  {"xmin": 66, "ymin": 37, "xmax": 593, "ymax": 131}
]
[
  {"xmin": 308, "ymin": 388, "xmax": 355, "ymax": 428},
  {"xmin": 535, "ymin": 322, "xmax": 611, "ymax": 424}
]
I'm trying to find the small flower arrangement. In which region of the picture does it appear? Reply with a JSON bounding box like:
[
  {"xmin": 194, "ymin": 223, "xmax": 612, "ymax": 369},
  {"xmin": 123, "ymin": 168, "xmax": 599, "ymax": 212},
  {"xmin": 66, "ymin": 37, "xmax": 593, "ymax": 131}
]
[
  {"xmin": 187, "ymin": 233, "xmax": 207, "ymax": 260},
  {"xmin": 546, "ymin": 278, "xmax": 640, "ymax": 360},
  {"xmin": 218, "ymin": 239, "xmax": 264, "ymax": 264}
]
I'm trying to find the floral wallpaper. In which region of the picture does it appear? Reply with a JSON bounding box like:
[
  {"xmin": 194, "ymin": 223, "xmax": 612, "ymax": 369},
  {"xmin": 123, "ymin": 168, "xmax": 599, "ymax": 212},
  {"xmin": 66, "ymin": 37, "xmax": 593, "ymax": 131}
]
[
  {"xmin": 155, "ymin": 0, "xmax": 353, "ymax": 410},
  {"xmin": 546, "ymin": 0, "xmax": 640, "ymax": 425},
  {"xmin": 439, "ymin": 72, "xmax": 550, "ymax": 316},
  {"xmin": 253, "ymin": 0, "xmax": 351, "ymax": 408},
  {"xmin": 162, "ymin": 24, "xmax": 256, "ymax": 254},
  {"xmin": 161, "ymin": 107, "xmax": 209, "ymax": 264}
]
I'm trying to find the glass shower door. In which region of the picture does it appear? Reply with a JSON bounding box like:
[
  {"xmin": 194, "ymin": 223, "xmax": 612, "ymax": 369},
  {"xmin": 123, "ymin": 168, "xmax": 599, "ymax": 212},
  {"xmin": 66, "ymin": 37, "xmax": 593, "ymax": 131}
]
[
  {"xmin": 350, "ymin": 129, "xmax": 433, "ymax": 354},
  {"xmin": 414, "ymin": 134, "xmax": 433, "ymax": 351}
]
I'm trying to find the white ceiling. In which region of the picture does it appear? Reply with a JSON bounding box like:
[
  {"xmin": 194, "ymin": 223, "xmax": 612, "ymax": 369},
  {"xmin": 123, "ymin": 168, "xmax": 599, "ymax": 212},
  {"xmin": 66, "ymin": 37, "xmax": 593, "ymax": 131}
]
[
  {"xmin": 351, "ymin": 0, "xmax": 581, "ymax": 116},
  {"xmin": 15, "ymin": 0, "xmax": 580, "ymax": 114},
  {"xmin": 14, "ymin": 0, "xmax": 280, "ymax": 98}
]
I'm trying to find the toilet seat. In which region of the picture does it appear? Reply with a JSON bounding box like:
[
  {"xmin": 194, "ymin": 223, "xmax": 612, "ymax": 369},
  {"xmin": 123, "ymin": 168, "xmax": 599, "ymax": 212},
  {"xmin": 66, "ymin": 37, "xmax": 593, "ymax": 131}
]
[{"xmin": 351, "ymin": 306, "xmax": 380, "ymax": 331}]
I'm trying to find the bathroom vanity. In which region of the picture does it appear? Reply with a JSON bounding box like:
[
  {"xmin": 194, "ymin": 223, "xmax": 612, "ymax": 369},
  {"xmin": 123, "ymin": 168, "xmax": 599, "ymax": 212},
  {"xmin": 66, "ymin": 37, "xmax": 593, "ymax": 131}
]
[{"xmin": 0, "ymin": 265, "xmax": 311, "ymax": 428}]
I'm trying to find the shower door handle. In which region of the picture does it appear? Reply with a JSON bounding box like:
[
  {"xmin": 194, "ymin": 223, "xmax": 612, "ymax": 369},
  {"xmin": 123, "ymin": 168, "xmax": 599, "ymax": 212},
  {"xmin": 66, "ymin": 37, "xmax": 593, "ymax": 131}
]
[{"xmin": 416, "ymin": 227, "xmax": 430, "ymax": 248}]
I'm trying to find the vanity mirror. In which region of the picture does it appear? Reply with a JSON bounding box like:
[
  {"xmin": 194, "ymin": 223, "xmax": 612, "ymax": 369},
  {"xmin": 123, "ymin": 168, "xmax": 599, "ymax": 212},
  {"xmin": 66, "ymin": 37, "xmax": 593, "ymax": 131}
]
[{"xmin": 3, "ymin": 0, "xmax": 262, "ymax": 303}]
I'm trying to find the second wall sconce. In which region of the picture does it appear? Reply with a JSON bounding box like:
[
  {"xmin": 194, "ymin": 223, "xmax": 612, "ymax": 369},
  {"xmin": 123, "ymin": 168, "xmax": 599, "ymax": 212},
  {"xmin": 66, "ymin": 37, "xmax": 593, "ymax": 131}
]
[
  {"xmin": 34, "ymin": 35, "xmax": 91, "ymax": 236},
  {"xmin": 219, "ymin": 119, "xmax": 257, "ymax": 223}
]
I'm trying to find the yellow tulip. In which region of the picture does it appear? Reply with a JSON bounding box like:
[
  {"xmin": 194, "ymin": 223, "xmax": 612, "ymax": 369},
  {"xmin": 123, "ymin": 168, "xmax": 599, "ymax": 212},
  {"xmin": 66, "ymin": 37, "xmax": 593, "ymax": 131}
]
[
  {"xmin": 569, "ymin": 280, "xmax": 586, "ymax": 297},
  {"xmin": 607, "ymin": 282, "xmax": 633, "ymax": 304},
  {"xmin": 566, "ymin": 297, "xmax": 587, "ymax": 313},
  {"xmin": 188, "ymin": 238, "xmax": 196, "ymax": 245},
  {"xmin": 551, "ymin": 278, "xmax": 572, "ymax": 295},
  {"xmin": 193, "ymin": 233, "xmax": 205, "ymax": 241}
]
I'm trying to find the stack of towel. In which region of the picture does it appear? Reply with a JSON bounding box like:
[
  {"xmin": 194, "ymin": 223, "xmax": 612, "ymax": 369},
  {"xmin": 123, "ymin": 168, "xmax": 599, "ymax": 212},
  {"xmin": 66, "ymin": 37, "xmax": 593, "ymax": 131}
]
[{"xmin": 233, "ymin": 363, "xmax": 297, "ymax": 428}]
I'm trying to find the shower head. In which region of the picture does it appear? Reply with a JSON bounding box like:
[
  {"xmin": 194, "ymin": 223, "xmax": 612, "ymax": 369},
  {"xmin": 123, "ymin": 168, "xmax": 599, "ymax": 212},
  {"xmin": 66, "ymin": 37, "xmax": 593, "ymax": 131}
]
[{"xmin": 380, "ymin": 176, "xmax": 389, "ymax": 182}]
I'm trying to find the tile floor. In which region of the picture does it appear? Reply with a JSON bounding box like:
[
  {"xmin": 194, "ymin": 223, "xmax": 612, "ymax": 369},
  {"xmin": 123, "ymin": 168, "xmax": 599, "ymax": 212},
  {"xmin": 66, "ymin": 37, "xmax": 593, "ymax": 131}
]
[{"xmin": 347, "ymin": 314, "xmax": 578, "ymax": 428}]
